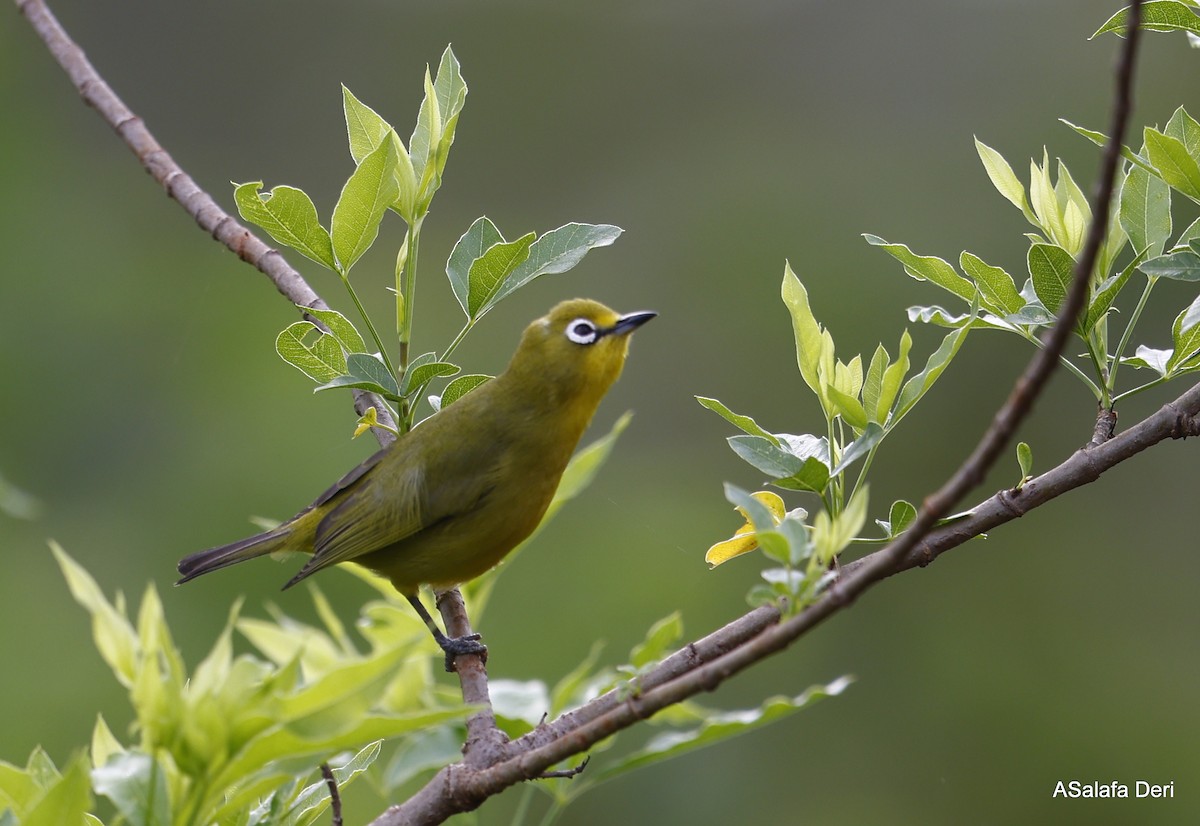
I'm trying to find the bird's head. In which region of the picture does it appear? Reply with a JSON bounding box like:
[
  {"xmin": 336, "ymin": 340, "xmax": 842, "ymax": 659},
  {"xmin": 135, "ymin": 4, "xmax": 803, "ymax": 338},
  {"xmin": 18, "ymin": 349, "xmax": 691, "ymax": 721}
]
[{"xmin": 507, "ymin": 298, "xmax": 656, "ymax": 407}]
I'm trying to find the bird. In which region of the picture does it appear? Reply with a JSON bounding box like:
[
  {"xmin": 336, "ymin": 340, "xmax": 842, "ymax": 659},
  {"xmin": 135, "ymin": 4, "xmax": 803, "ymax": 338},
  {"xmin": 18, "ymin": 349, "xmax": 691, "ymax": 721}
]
[{"xmin": 177, "ymin": 298, "xmax": 655, "ymax": 670}]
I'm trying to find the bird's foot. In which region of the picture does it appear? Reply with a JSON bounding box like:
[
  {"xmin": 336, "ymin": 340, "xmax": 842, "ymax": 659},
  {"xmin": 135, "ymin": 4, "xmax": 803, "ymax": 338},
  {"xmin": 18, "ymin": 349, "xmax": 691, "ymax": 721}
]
[{"xmin": 439, "ymin": 633, "xmax": 488, "ymax": 673}]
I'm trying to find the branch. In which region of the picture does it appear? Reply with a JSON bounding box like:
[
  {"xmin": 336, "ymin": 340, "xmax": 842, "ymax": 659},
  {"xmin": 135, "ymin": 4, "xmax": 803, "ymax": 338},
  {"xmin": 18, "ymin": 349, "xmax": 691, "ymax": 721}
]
[{"xmin": 13, "ymin": 0, "xmax": 396, "ymax": 435}]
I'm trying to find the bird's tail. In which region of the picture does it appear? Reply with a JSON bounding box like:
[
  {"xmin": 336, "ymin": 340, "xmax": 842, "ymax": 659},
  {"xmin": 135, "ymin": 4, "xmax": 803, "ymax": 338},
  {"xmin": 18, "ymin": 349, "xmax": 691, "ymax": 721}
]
[{"xmin": 176, "ymin": 526, "xmax": 293, "ymax": 585}]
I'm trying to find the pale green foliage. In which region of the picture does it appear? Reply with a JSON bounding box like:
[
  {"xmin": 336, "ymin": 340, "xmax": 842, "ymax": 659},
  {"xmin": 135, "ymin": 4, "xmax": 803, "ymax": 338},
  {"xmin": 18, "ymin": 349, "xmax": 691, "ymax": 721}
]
[
  {"xmin": 1093, "ymin": 1, "xmax": 1200, "ymax": 39},
  {"xmin": 24, "ymin": 545, "xmax": 471, "ymax": 826},
  {"xmin": 700, "ymin": 261, "xmax": 968, "ymax": 612},
  {"xmin": 10, "ymin": 418, "xmax": 629, "ymax": 825},
  {"xmin": 898, "ymin": 104, "xmax": 1200, "ymax": 407}
]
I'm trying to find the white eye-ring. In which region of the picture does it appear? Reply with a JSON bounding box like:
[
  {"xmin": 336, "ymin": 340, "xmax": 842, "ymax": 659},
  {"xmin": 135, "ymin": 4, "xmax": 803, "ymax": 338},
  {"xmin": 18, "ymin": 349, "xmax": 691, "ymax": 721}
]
[{"xmin": 565, "ymin": 318, "xmax": 599, "ymax": 345}]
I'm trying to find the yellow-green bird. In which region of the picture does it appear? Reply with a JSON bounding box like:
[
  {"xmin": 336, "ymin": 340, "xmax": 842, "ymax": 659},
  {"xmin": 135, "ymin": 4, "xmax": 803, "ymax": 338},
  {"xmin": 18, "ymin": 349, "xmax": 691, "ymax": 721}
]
[{"xmin": 178, "ymin": 298, "xmax": 654, "ymax": 669}]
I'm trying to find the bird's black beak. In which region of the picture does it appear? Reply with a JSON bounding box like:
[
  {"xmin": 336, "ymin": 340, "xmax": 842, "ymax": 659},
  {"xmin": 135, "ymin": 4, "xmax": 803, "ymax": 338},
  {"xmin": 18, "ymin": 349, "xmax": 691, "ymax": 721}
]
[{"xmin": 609, "ymin": 310, "xmax": 657, "ymax": 336}]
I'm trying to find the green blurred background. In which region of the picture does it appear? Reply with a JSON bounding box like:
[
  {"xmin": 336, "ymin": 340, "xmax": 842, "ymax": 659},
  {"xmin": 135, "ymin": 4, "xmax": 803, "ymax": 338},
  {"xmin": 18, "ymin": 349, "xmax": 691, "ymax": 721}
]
[{"xmin": 3, "ymin": 1, "xmax": 1199, "ymax": 823}]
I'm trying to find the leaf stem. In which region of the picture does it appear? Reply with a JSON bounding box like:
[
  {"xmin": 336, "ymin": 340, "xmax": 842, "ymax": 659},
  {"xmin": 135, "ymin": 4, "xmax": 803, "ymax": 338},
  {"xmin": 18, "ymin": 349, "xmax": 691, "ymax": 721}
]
[
  {"xmin": 441, "ymin": 320, "xmax": 474, "ymax": 363},
  {"xmin": 339, "ymin": 272, "xmax": 397, "ymax": 379},
  {"xmin": 1107, "ymin": 275, "xmax": 1157, "ymax": 397},
  {"xmin": 1016, "ymin": 327, "xmax": 1103, "ymax": 400}
]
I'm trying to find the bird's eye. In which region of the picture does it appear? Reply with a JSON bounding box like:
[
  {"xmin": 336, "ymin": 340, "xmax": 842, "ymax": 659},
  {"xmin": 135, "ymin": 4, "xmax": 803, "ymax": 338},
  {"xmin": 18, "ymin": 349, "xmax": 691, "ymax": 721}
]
[{"xmin": 565, "ymin": 318, "xmax": 599, "ymax": 345}]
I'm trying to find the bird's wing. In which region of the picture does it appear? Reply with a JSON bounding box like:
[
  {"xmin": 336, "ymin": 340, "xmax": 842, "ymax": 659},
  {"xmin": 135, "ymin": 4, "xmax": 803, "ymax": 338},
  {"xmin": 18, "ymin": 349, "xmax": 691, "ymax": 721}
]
[{"xmin": 284, "ymin": 435, "xmax": 503, "ymax": 586}]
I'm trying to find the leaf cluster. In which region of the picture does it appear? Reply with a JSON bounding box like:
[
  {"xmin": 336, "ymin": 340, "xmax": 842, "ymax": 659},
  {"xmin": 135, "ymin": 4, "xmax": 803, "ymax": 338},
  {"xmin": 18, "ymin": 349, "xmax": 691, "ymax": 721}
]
[
  {"xmin": 0, "ymin": 547, "xmax": 468, "ymax": 826},
  {"xmin": 889, "ymin": 105, "xmax": 1200, "ymax": 407},
  {"xmin": 233, "ymin": 46, "xmax": 621, "ymax": 434}
]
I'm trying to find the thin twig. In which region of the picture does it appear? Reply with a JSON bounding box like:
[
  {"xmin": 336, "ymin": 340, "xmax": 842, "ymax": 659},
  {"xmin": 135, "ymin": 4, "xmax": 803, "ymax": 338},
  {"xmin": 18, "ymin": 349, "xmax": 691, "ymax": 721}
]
[
  {"xmin": 320, "ymin": 762, "xmax": 343, "ymax": 826},
  {"xmin": 536, "ymin": 757, "xmax": 590, "ymax": 780}
]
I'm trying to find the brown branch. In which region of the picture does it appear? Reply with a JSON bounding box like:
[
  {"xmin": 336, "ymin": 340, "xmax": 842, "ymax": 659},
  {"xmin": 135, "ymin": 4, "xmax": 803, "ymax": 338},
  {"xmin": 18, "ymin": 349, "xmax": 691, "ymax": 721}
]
[{"xmin": 320, "ymin": 762, "xmax": 343, "ymax": 826}]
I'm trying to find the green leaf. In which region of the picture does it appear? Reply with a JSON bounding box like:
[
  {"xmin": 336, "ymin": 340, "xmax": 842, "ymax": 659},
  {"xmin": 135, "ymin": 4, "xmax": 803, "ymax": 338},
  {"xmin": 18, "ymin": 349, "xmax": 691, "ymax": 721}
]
[
  {"xmin": 551, "ymin": 641, "xmax": 606, "ymax": 715},
  {"xmin": 878, "ymin": 499, "xmax": 917, "ymax": 538},
  {"xmin": 381, "ymin": 727, "xmax": 464, "ymax": 793},
  {"xmin": 862, "ymin": 345, "xmax": 888, "ymax": 425},
  {"xmin": 781, "ymin": 262, "xmax": 828, "ymax": 398},
  {"xmin": 727, "ymin": 435, "xmax": 811, "ymax": 481},
  {"xmin": 282, "ymin": 741, "xmax": 380, "ymax": 826},
  {"xmin": 727, "ymin": 434, "xmax": 830, "ymax": 493},
  {"xmin": 331, "ymin": 133, "xmax": 401, "ymax": 272},
  {"xmin": 876, "ymin": 330, "xmax": 911, "ymax": 423},
  {"xmin": 1029, "ymin": 151, "xmax": 1067, "ymax": 249},
  {"xmin": 1139, "ymin": 250, "xmax": 1200, "ymax": 281},
  {"xmin": 51, "ymin": 543, "xmax": 139, "ymax": 689},
  {"xmin": 1176, "ymin": 217, "xmax": 1200, "ymax": 250},
  {"xmin": 812, "ymin": 484, "xmax": 869, "ymax": 565},
  {"xmin": 92, "ymin": 752, "xmax": 170, "ymax": 826},
  {"xmin": 1085, "ymin": 251, "xmax": 1143, "ymax": 332},
  {"xmin": 276, "ymin": 320, "xmax": 349, "ymax": 383},
  {"xmin": 1061, "ymin": 119, "xmax": 1151, "ymax": 172},
  {"xmin": 1166, "ymin": 106, "xmax": 1200, "ymax": 157},
  {"xmin": 301, "ymin": 306, "xmax": 367, "ymax": 354},
  {"xmin": 314, "ymin": 352, "xmax": 399, "ymax": 398},
  {"xmin": 1054, "ymin": 160, "xmax": 1091, "ymax": 255},
  {"xmin": 400, "ymin": 353, "xmax": 460, "ymax": 396},
  {"xmin": 827, "ymin": 386, "xmax": 867, "ymax": 430},
  {"xmin": 411, "ymin": 46, "xmax": 468, "ymax": 213},
  {"xmin": 1026, "ymin": 243, "xmax": 1075, "ymax": 316},
  {"xmin": 1145, "ymin": 127, "xmax": 1200, "ymax": 202},
  {"xmin": 974, "ymin": 137, "xmax": 1036, "ymax": 224},
  {"xmin": 695, "ymin": 397, "xmax": 780, "ymax": 444},
  {"xmin": 212, "ymin": 708, "xmax": 468, "ymax": 801},
  {"xmin": 893, "ymin": 321, "xmax": 971, "ymax": 425},
  {"xmin": 451, "ymin": 216, "xmax": 506, "ymax": 316},
  {"xmin": 1168, "ymin": 294, "xmax": 1200, "ymax": 372},
  {"xmin": 436, "ymin": 374, "xmax": 491, "ymax": 410},
  {"xmin": 343, "ymin": 86, "xmax": 394, "ymax": 164},
  {"xmin": 906, "ymin": 305, "xmax": 1009, "ymax": 331},
  {"xmin": 21, "ymin": 754, "xmax": 92, "ymax": 826},
  {"xmin": 628, "ymin": 612, "xmax": 684, "ymax": 670},
  {"xmin": 486, "ymin": 223, "xmax": 624, "ymax": 311},
  {"xmin": 1092, "ymin": 1, "xmax": 1200, "ymax": 38},
  {"xmin": 1016, "ymin": 441, "xmax": 1033, "ymax": 485},
  {"xmin": 1123, "ymin": 345, "xmax": 1172, "ymax": 376},
  {"xmin": 864, "ymin": 235, "xmax": 975, "ymax": 302},
  {"xmin": 960, "ymin": 252, "xmax": 1023, "ymax": 315},
  {"xmin": 466, "ymin": 234, "xmax": 536, "ymax": 318},
  {"xmin": 233, "ymin": 182, "xmax": 335, "ymax": 270},
  {"xmin": 593, "ymin": 677, "xmax": 852, "ymax": 784},
  {"xmin": 1120, "ymin": 156, "xmax": 1172, "ymax": 259},
  {"xmin": 446, "ymin": 216, "xmax": 505, "ymax": 317},
  {"xmin": 491, "ymin": 680, "xmax": 552, "ymax": 737}
]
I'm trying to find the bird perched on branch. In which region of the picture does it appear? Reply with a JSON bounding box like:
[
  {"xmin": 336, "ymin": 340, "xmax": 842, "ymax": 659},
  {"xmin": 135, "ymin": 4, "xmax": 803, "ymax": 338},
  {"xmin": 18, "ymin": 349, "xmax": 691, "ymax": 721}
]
[{"xmin": 178, "ymin": 298, "xmax": 655, "ymax": 670}]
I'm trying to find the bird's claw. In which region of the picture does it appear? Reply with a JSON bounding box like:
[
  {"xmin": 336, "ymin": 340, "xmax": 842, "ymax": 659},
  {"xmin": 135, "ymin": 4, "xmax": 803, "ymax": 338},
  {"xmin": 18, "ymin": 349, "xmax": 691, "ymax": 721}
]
[{"xmin": 441, "ymin": 633, "xmax": 488, "ymax": 673}]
